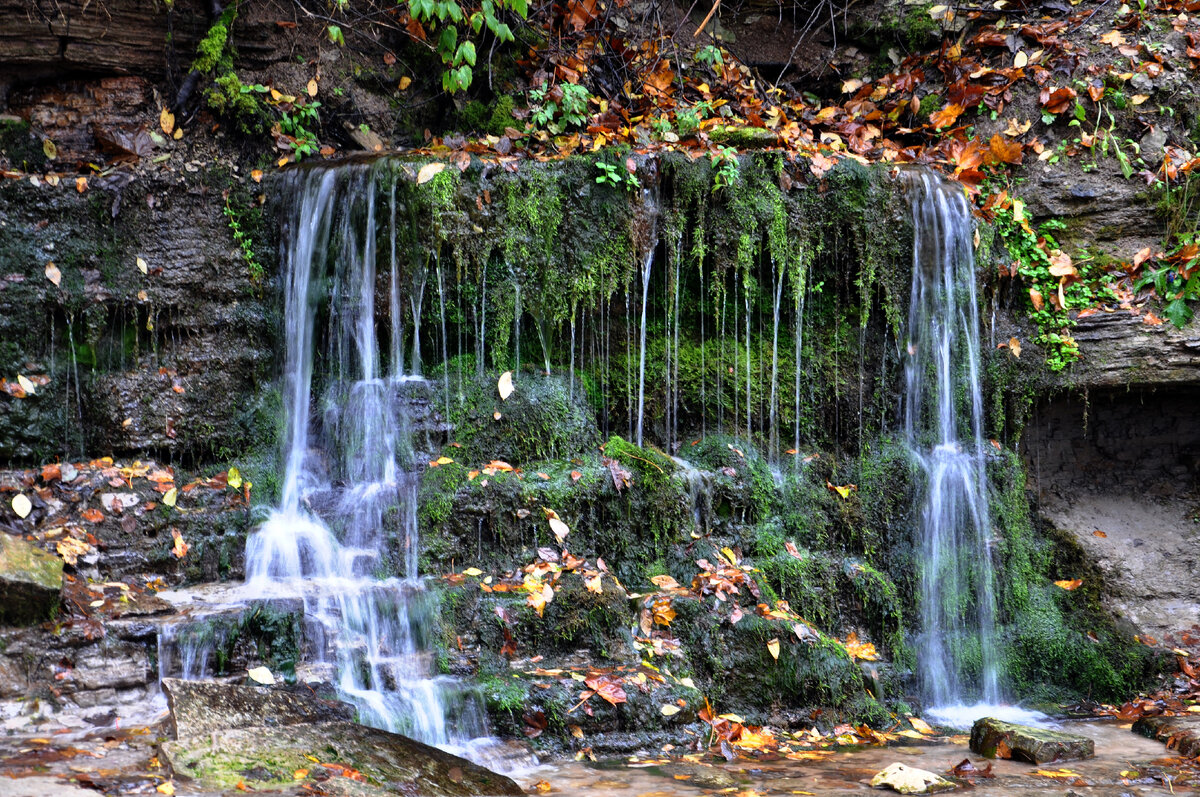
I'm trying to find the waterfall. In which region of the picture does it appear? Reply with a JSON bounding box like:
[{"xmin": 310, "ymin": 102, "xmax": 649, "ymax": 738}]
[
  {"xmin": 903, "ymin": 170, "xmax": 1038, "ymax": 728},
  {"xmin": 243, "ymin": 163, "xmax": 494, "ymax": 755}
]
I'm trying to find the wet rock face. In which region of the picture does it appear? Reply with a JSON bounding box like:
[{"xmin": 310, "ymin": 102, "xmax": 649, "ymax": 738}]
[
  {"xmin": 0, "ymin": 530, "xmax": 62, "ymax": 624},
  {"xmin": 0, "ymin": 166, "xmax": 278, "ymax": 465},
  {"xmin": 160, "ymin": 679, "xmax": 524, "ymax": 796},
  {"xmin": 969, "ymin": 717, "xmax": 1095, "ymax": 764}
]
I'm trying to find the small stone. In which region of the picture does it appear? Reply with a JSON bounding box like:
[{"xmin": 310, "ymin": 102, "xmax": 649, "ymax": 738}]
[
  {"xmin": 1139, "ymin": 126, "xmax": 1169, "ymax": 166},
  {"xmin": 0, "ymin": 532, "xmax": 63, "ymax": 624},
  {"xmin": 969, "ymin": 717, "xmax": 1094, "ymax": 764},
  {"xmin": 870, "ymin": 762, "xmax": 956, "ymax": 794}
]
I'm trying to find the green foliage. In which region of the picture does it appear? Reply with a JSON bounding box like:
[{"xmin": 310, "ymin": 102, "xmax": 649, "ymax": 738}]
[
  {"xmin": 407, "ymin": 0, "xmax": 527, "ymax": 92},
  {"xmin": 595, "ymin": 159, "xmax": 640, "ymax": 191},
  {"xmin": 991, "ymin": 199, "xmax": 1085, "ymax": 370},
  {"xmin": 695, "ymin": 45, "xmax": 724, "ymax": 67},
  {"xmin": 223, "ymin": 195, "xmax": 264, "ymax": 283},
  {"xmin": 278, "ymin": 101, "xmax": 321, "ymax": 160},
  {"xmin": 1139, "ymin": 173, "xmax": 1200, "ymax": 327},
  {"xmin": 710, "ymin": 146, "xmax": 740, "ymax": 191},
  {"xmin": 675, "ymin": 101, "xmax": 711, "ymax": 136},
  {"xmin": 529, "ymin": 82, "xmax": 590, "ymax": 134}
]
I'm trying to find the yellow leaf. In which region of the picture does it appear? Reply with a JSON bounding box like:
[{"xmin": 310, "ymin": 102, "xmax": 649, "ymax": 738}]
[
  {"xmin": 172, "ymin": 127, "xmax": 183, "ymax": 140},
  {"xmin": 43, "ymin": 139, "xmax": 57, "ymax": 159},
  {"xmin": 720, "ymin": 546, "xmax": 738, "ymax": 567},
  {"xmin": 498, "ymin": 370, "xmax": 514, "ymax": 400},
  {"xmin": 569, "ymin": 724, "xmax": 585, "ymax": 738},
  {"xmin": 718, "ymin": 713, "xmax": 745, "ymax": 723},
  {"xmin": 1131, "ymin": 94, "xmax": 1149, "ymax": 105},
  {"xmin": 1008, "ymin": 337, "xmax": 1021, "ymax": 358},
  {"xmin": 247, "ymin": 666, "xmax": 275, "ymax": 685},
  {"xmin": 909, "ymin": 717, "xmax": 934, "ymax": 735},
  {"xmin": 163, "ymin": 487, "xmax": 178, "ymax": 507},
  {"xmin": 227, "ymin": 466, "xmax": 243, "ymax": 489},
  {"xmin": 160, "ymin": 107, "xmax": 175, "ymax": 136},
  {"xmin": 585, "ymin": 573, "xmax": 602, "ymax": 593},
  {"xmin": 293, "ymin": 769, "xmax": 309, "ymax": 780},
  {"xmin": 417, "ymin": 162, "xmax": 446, "ymax": 184},
  {"xmin": 399, "ymin": 76, "xmax": 413, "ymax": 91},
  {"xmin": 17, "ymin": 374, "xmax": 36, "ymax": 395},
  {"xmin": 462, "ymin": 567, "xmax": 483, "ymax": 576},
  {"xmin": 307, "ymin": 79, "xmax": 318, "ymax": 97},
  {"xmin": 493, "ymin": 411, "xmax": 502, "ymax": 420},
  {"xmin": 679, "ymin": 677, "xmax": 696, "ymax": 689},
  {"xmin": 1054, "ymin": 578, "xmax": 1082, "ymax": 590},
  {"xmin": 45, "ymin": 261, "xmax": 61, "ymax": 286},
  {"xmin": 137, "ymin": 256, "xmax": 148, "ymax": 274},
  {"xmin": 251, "ymin": 169, "xmax": 263, "ymax": 183},
  {"xmin": 90, "ymin": 599, "xmax": 106, "ymax": 608},
  {"xmin": 767, "ymin": 637, "xmax": 781, "ymax": 660},
  {"xmin": 661, "ymin": 704, "xmax": 682, "ymax": 716},
  {"xmin": 435, "ymin": 456, "xmax": 454, "ymax": 465},
  {"xmin": 1014, "ymin": 51, "xmax": 1028, "ymax": 68},
  {"xmin": 156, "ymin": 783, "xmax": 175, "ymax": 796},
  {"xmin": 543, "ymin": 506, "xmax": 570, "ymax": 542}
]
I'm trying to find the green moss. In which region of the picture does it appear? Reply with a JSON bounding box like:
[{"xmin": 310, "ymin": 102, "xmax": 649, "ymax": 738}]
[{"xmin": 205, "ymin": 73, "xmax": 267, "ymax": 134}]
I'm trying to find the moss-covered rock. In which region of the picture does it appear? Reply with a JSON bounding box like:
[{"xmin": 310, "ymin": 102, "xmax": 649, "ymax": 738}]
[{"xmin": 0, "ymin": 531, "xmax": 62, "ymax": 624}]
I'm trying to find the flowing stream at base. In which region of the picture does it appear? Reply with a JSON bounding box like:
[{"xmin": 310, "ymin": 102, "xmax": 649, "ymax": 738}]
[
  {"xmin": 241, "ymin": 163, "xmax": 501, "ymax": 760},
  {"xmin": 902, "ymin": 171, "xmax": 1043, "ymax": 728}
]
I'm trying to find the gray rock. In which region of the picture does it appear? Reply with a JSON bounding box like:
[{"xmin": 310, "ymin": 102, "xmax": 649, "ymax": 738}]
[
  {"xmin": 161, "ymin": 721, "xmax": 524, "ymax": 796},
  {"xmin": 160, "ymin": 679, "xmax": 523, "ymax": 796},
  {"xmin": 161, "ymin": 678, "xmax": 354, "ymax": 738},
  {"xmin": 870, "ymin": 762, "xmax": 956, "ymax": 794},
  {"xmin": 969, "ymin": 717, "xmax": 1094, "ymax": 763},
  {"xmin": 1140, "ymin": 126, "xmax": 1169, "ymax": 165},
  {"xmin": 0, "ymin": 531, "xmax": 62, "ymax": 624},
  {"xmin": 1133, "ymin": 715, "xmax": 1200, "ymax": 757}
]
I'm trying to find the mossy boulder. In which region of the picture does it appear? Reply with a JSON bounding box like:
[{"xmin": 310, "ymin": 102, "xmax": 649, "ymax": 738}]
[
  {"xmin": 969, "ymin": 717, "xmax": 1094, "ymax": 763},
  {"xmin": 0, "ymin": 531, "xmax": 62, "ymax": 624}
]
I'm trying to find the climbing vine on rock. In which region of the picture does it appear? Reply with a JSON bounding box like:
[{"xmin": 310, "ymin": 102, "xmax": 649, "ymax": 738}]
[{"xmin": 403, "ymin": 0, "xmax": 528, "ymax": 92}]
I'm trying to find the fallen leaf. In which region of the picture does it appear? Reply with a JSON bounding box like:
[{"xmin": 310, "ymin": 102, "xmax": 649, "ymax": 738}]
[
  {"xmin": 417, "ymin": 162, "xmax": 445, "ymax": 184},
  {"xmin": 1092, "ymin": 529, "xmax": 1107, "ymax": 538},
  {"xmin": 542, "ymin": 507, "xmax": 570, "ymax": 542},
  {"xmin": 661, "ymin": 704, "xmax": 682, "ymax": 716},
  {"xmin": 163, "ymin": 487, "xmax": 178, "ymax": 507},
  {"xmin": 11, "ymin": 494, "xmax": 32, "ymax": 519},
  {"xmin": 81, "ymin": 508, "xmax": 104, "ymax": 523},
  {"xmin": 247, "ymin": 666, "xmax": 275, "ymax": 685},
  {"xmin": 171, "ymin": 528, "xmax": 189, "ymax": 559},
  {"xmin": 227, "ymin": 467, "xmax": 243, "ymax": 489},
  {"xmin": 160, "ymin": 108, "xmax": 175, "ymax": 136},
  {"xmin": 1054, "ymin": 579, "xmax": 1082, "ymax": 590},
  {"xmin": 45, "ymin": 261, "xmax": 61, "ymax": 286},
  {"xmin": 136, "ymin": 256, "xmax": 149, "ymax": 275},
  {"xmin": 17, "ymin": 374, "xmax": 36, "ymax": 395},
  {"xmin": 767, "ymin": 637, "xmax": 781, "ymax": 660},
  {"xmin": 498, "ymin": 370, "xmax": 514, "ymax": 400},
  {"xmin": 1008, "ymin": 337, "xmax": 1021, "ymax": 358},
  {"xmin": 910, "ymin": 717, "xmax": 934, "ymax": 735}
]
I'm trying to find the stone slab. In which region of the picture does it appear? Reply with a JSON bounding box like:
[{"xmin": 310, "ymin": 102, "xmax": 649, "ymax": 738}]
[
  {"xmin": 969, "ymin": 717, "xmax": 1094, "ymax": 764},
  {"xmin": 1132, "ymin": 715, "xmax": 1200, "ymax": 758},
  {"xmin": 161, "ymin": 677, "xmax": 354, "ymax": 739},
  {"xmin": 161, "ymin": 721, "xmax": 524, "ymax": 796}
]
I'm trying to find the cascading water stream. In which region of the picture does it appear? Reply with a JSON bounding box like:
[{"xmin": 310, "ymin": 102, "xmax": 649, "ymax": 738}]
[
  {"xmin": 902, "ymin": 170, "xmax": 1042, "ymax": 728},
  {"xmin": 242, "ymin": 162, "xmax": 498, "ymax": 759}
]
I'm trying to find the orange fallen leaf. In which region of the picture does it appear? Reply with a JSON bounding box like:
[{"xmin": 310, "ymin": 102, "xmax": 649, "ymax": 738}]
[{"xmin": 1054, "ymin": 579, "xmax": 1082, "ymax": 590}]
